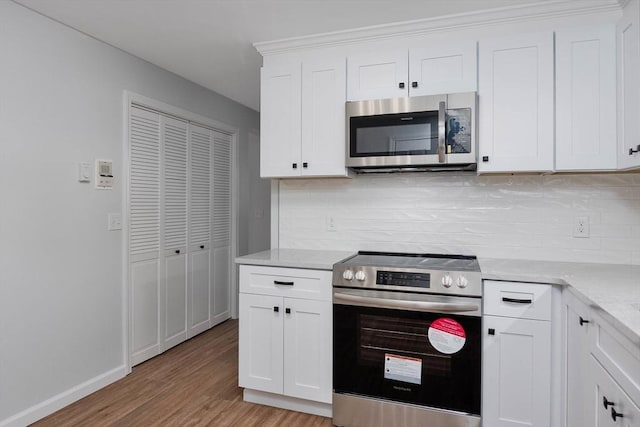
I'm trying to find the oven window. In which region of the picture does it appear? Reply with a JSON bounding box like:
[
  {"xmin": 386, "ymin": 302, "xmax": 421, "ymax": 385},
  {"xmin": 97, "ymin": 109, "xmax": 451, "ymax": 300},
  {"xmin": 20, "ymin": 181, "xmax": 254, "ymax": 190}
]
[{"xmin": 334, "ymin": 304, "xmax": 481, "ymax": 415}]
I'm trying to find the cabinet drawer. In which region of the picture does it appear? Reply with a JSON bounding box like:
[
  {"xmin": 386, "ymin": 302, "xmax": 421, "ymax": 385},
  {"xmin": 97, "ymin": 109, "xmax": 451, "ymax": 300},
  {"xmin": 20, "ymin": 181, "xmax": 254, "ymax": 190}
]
[
  {"xmin": 240, "ymin": 265, "xmax": 332, "ymax": 301},
  {"xmin": 484, "ymin": 280, "xmax": 552, "ymax": 321}
]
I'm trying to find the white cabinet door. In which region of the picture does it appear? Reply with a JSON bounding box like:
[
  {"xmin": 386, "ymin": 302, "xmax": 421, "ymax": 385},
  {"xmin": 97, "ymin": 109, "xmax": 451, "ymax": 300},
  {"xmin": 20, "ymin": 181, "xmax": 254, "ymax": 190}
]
[
  {"xmin": 556, "ymin": 25, "xmax": 617, "ymax": 171},
  {"xmin": 588, "ymin": 356, "xmax": 640, "ymax": 427},
  {"xmin": 483, "ymin": 315, "xmax": 551, "ymax": 427},
  {"xmin": 260, "ymin": 62, "xmax": 302, "ymax": 177},
  {"xmin": 565, "ymin": 292, "xmax": 594, "ymax": 427},
  {"xmin": 409, "ymin": 41, "xmax": 477, "ymax": 96},
  {"xmin": 283, "ymin": 298, "xmax": 332, "ymax": 403},
  {"xmin": 347, "ymin": 50, "xmax": 408, "ymax": 101},
  {"xmin": 301, "ymin": 56, "xmax": 347, "ymax": 177},
  {"xmin": 617, "ymin": 0, "xmax": 640, "ymax": 170},
  {"xmin": 478, "ymin": 32, "xmax": 554, "ymax": 172},
  {"xmin": 239, "ymin": 293, "xmax": 284, "ymax": 394}
]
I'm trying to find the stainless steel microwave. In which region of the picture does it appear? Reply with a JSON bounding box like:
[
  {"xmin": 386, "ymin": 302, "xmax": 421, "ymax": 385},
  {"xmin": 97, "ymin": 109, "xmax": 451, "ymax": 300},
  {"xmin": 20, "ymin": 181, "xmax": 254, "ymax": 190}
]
[{"xmin": 346, "ymin": 92, "xmax": 477, "ymax": 172}]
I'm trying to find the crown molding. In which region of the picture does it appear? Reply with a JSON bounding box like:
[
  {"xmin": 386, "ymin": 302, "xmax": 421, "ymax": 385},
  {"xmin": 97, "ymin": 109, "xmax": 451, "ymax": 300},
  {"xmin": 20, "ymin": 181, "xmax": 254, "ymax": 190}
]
[{"xmin": 254, "ymin": 0, "xmax": 622, "ymax": 56}]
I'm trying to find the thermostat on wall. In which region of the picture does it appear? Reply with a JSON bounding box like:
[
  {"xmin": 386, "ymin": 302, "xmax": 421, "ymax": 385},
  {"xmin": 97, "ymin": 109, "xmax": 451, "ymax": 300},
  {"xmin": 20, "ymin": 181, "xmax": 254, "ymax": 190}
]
[{"xmin": 95, "ymin": 159, "xmax": 114, "ymax": 189}]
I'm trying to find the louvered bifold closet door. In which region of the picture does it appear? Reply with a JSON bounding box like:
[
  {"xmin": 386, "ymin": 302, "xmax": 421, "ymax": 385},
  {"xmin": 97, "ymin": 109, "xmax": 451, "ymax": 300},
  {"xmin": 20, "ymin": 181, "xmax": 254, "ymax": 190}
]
[
  {"xmin": 161, "ymin": 116, "xmax": 188, "ymax": 351},
  {"xmin": 129, "ymin": 106, "xmax": 162, "ymax": 366},
  {"xmin": 211, "ymin": 130, "xmax": 232, "ymax": 324},
  {"xmin": 188, "ymin": 124, "xmax": 213, "ymax": 336}
]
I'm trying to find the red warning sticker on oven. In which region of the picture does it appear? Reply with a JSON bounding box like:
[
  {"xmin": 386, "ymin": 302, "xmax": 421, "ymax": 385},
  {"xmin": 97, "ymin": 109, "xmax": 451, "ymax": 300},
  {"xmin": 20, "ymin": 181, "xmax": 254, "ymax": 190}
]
[{"xmin": 428, "ymin": 318, "xmax": 466, "ymax": 354}]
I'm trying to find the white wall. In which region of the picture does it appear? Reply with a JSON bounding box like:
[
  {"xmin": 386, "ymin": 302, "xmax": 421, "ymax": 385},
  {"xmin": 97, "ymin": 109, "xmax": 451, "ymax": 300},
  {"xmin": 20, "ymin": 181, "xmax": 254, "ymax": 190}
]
[
  {"xmin": 0, "ymin": 2, "xmax": 260, "ymax": 425},
  {"xmin": 278, "ymin": 173, "xmax": 640, "ymax": 265}
]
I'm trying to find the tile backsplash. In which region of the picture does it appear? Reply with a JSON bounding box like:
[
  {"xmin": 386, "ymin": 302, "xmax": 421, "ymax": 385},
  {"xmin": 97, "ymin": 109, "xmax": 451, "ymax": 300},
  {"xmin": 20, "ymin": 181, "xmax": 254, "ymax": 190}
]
[{"xmin": 278, "ymin": 173, "xmax": 640, "ymax": 265}]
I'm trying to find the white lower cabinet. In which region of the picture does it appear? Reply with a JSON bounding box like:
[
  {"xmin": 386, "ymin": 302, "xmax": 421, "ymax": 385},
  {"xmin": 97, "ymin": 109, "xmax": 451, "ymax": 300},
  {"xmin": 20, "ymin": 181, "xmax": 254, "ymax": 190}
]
[
  {"xmin": 564, "ymin": 288, "xmax": 640, "ymax": 427},
  {"xmin": 482, "ymin": 280, "xmax": 553, "ymax": 427},
  {"xmin": 238, "ymin": 265, "xmax": 333, "ymax": 412}
]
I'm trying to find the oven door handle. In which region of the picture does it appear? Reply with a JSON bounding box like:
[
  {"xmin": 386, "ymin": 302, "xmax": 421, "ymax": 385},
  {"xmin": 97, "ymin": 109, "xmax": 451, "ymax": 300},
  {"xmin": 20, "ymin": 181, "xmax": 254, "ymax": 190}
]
[{"xmin": 333, "ymin": 292, "xmax": 480, "ymax": 313}]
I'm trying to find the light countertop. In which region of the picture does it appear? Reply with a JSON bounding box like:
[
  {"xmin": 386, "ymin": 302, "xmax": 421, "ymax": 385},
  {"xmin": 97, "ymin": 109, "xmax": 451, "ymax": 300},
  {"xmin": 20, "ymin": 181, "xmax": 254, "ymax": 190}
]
[
  {"xmin": 479, "ymin": 258, "xmax": 640, "ymax": 346},
  {"xmin": 235, "ymin": 248, "xmax": 355, "ymax": 270},
  {"xmin": 236, "ymin": 249, "xmax": 640, "ymax": 345}
]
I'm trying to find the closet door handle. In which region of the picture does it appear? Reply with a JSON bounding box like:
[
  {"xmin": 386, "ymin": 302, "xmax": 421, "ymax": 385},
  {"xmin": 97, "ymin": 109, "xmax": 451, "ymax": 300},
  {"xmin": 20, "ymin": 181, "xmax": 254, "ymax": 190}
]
[
  {"xmin": 273, "ymin": 306, "xmax": 279, "ymax": 313},
  {"xmin": 200, "ymin": 245, "xmax": 205, "ymax": 249},
  {"xmin": 399, "ymin": 82, "xmax": 405, "ymax": 89},
  {"xmin": 579, "ymin": 316, "xmax": 589, "ymax": 326},
  {"xmin": 175, "ymin": 249, "xmax": 180, "ymax": 254},
  {"xmin": 488, "ymin": 328, "xmax": 495, "ymax": 335},
  {"xmin": 285, "ymin": 308, "xmax": 291, "ymax": 314}
]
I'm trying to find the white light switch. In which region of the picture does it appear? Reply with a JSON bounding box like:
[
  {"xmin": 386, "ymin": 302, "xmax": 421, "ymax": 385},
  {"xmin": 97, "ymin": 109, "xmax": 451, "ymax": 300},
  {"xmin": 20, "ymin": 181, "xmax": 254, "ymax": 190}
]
[
  {"xmin": 108, "ymin": 213, "xmax": 122, "ymax": 231},
  {"xmin": 78, "ymin": 162, "xmax": 91, "ymax": 183}
]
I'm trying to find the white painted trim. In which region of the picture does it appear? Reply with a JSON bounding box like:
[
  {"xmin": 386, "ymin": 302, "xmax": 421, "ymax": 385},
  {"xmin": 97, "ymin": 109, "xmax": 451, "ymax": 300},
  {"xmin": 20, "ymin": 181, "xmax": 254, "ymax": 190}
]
[
  {"xmin": 243, "ymin": 389, "xmax": 332, "ymax": 418},
  {"xmin": 270, "ymin": 180, "xmax": 279, "ymax": 249},
  {"xmin": 230, "ymin": 128, "xmax": 239, "ymax": 319},
  {"xmin": 122, "ymin": 92, "xmax": 133, "ymax": 374},
  {"xmin": 0, "ymin": 366, "xmax": 127, "ymax": 427},
  {"xmin": 254, "ymin": 0, "xmax": 621, "ymax": 55}
]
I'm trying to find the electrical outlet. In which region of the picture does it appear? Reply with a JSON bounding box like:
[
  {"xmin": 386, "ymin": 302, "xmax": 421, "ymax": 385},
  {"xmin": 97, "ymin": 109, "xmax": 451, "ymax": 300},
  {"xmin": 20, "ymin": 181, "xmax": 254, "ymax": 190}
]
[
  {"xmin": 326, "ymin": 216, "xmax": 336, "ymax": 232},
  {"xmin": 108, "ymin": 213, "xmax": 122, "ymax": 231},
  {"xmin": 573, "ymin": 216, "xmax": 589, "ymax": 238}
]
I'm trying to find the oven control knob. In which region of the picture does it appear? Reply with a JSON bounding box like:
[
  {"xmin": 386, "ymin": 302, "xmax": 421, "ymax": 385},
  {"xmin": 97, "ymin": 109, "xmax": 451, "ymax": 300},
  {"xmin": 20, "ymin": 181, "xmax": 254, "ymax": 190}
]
[
  {"xmin": 342, "ymin": 270, "xmax": 354, "ymax": 281},
  {"xmin": 457, "ymin": 275, "xmax": 469, "ymax": 289},
  {"xmin": 355, "ymin": 270, "xmax": 366, "ymax": 281},
  {"xmin": 442, "ymin": 274, "xmax": 453, "ymax": 288}
]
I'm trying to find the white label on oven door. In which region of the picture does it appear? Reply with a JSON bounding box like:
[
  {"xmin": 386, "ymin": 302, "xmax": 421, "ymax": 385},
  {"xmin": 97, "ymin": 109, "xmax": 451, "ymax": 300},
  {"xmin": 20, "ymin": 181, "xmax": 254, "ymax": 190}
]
[
  {"xmin": 428, "ymin": 318, "xmax": 466, "ymax": 354},
  {"xmin": 384, "ymin": 353, "xmax": 422, "ymax": 385}
]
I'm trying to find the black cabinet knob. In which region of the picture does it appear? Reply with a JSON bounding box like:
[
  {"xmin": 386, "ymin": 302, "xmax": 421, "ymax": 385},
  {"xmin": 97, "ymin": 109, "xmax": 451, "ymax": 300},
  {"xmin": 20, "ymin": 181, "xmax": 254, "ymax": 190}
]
[
  {"xmin": 482, "ymin": 156, "xmax": 489, "ymax": 162},
  {"xmin": 273, "ymin": 306, "xmax": 279, "ymax": 313},
  {"xmin": 603, "ymin": 396, "xmax": 615, "ymax": 409},
  {"xmin": 611, "ymin": 408, "xmax": 624, "ymax": 421},
  {"xmin": 411, "ymin": 81, "xmax": 418, "ymax": 88},
  {"xmin": 285, "ymin": 308, "xmax": 291, "ymax": 314},
  {"xmin": 175, "ymin": 249, "xmax": 180, "ymax": 254},
  {"xmin": 579, "ymin": 316, "xmax": 589, "ymax": 326},
  {"xmin": 292, "ymin": 163, "xmax": 297, "ymax": 169},
  {"xmin": 399, "ymin": 82, "xmax": 405, "ymax": 89},
  {"xmin": 200, "ymin": 245, "xmax": 205, "ymax": 249},
  {"xmin": 488, "ymin": 328, "xmax": 495, "ymax": 335},
  {"xmin": 302, "ymin": 162, "xmax": 308, "ymax": 168},
  {"xmin": 629, "ymin": 144, "xmax": 640, "ymax": 155}
]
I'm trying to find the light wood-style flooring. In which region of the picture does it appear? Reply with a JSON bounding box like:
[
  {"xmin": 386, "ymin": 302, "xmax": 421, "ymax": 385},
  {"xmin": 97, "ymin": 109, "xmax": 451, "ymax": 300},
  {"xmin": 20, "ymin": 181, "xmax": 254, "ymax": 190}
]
[{"xmin": 33, "ymin": 320, "xmax": 333, "ymax": 426}]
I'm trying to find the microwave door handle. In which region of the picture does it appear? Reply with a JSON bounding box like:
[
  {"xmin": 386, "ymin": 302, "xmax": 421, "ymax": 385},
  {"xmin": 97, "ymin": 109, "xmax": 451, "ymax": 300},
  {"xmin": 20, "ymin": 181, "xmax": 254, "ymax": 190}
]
[
  {"xmin": 333, "ymin": 292, "xmax": 479, "ymax": 313},
  {"xmin": 438, "ymin": 101, "xmax": 446, "ymax": 163}
]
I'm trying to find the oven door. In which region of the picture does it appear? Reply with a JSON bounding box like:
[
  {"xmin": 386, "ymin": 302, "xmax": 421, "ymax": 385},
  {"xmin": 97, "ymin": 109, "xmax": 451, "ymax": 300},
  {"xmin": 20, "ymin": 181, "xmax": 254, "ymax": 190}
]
[{"xmin": 333, "ymin": 290, "xmax": 481, "ymax": 416}]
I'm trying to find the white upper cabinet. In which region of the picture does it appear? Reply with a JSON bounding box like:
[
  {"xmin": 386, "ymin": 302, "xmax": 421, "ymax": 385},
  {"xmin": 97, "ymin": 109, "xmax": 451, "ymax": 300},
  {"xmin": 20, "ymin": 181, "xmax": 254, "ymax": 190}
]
[
  {"xmin": 260, "ymin": 62, "xmax": 302, "ymax": 178},
  {"xmin": 301, "ymin": 56, "xmax": 347, "ymax": 177},
  {"xmin": 478, "ymin": 31, "xmax": 555, "ymax": 173},
  {"xmin": 556, "ymin": 25, "xmax": 617, "ymax": 171},
  {"xmin": 409, "ymin": 41, "xmax": 477, "ymax": 96},
  {"xmin": 617, "ymin": 0, "xmax": 640, "ymax": 170},
  {"xmin": 347, "ymin": 42, "xmax": 477, "ymax": 101},
  {"xmin": 347, "ymin": 50, "xmax": 408, "ymax": 101},
  {"xmin": 260, "ymin": 57, "xmax": 348, "ymax": 178}
]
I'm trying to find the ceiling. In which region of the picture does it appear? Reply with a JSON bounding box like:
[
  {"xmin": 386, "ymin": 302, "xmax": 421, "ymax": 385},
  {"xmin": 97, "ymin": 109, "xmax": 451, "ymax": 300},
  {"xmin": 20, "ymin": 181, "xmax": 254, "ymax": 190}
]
[{"xmin": 15, "ymin": 0, "xmax": 555, "ymax": 111}]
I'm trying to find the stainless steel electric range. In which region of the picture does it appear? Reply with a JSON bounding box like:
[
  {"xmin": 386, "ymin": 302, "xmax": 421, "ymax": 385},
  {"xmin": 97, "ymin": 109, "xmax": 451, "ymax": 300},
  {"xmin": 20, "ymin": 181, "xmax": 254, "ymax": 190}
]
[{"xmin": 332, "ymin": 251, "xmax": 482, "ymax": 427}]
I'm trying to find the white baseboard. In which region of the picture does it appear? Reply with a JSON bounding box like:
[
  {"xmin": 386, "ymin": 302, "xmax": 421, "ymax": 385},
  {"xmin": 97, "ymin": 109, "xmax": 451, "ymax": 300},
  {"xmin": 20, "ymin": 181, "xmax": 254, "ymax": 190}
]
[
  {"xmin": 243, "ymin": 389, "xmax": 332, "ymax": 418},
  {"xmin": 0, "ymin": 365, "xmax": 127, "ymax": 427}
]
